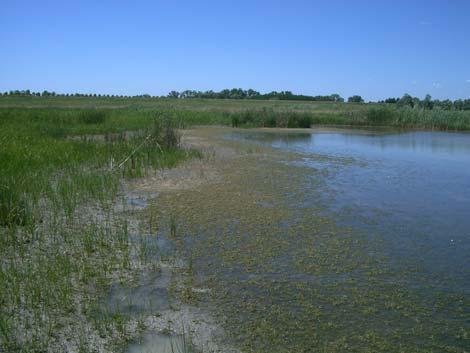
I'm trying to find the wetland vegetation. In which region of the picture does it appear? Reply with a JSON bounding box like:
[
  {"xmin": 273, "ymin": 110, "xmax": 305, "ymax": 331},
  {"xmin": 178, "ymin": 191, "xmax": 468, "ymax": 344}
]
[
  {"xmin": 1, "ymin": 97, "xmax": 469, "ymax": 353},
  {"xmin": 0, "ymin": 107, "xmax": 201, "ymax": 352},
  {"xmin": 2, "ymin": 93, "xmax": 470, "ymax": 131}
]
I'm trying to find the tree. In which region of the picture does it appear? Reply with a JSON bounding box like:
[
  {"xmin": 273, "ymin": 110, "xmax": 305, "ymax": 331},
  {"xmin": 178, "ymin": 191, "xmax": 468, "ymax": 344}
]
[
  {"xmin": 423, "ymin": 94, "xmax": 433, "ymax": 110},
  {"xmin": 330, "ymin": 94, "xmax": 344, "ymax": 102},
  {"xmin": 411, "ymin": 97, "xmax": 420, "ymax": 109},
  {"xmin": 463, "ymin": 99, "xmax": 470, "ymax": 110},
  {"xmin": 247, "ymin": 89, "xmax": 260, "ymax": 98},
  {"xmin": 348, "ymin": 95, "xmax": 364, "ymax": 103},
  {"xmin": 167, "ymin": 91, "xmax": 180, "ymax": 99},
  {"xmin": 439, "ymin": 99, "xmax": 452, "ymax": 110},
  {"xmin": 454, "ymin": 99, "xmax": 464, "ymax": 110},
  {"xmin": 397, "ymin": 94, "xmax": 414, "ymax": 108}
]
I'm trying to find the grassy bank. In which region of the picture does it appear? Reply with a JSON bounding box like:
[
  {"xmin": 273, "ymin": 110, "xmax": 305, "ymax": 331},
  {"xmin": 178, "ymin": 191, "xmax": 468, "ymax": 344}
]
[
  {"xmin": 229, "ymin": 106, "xmax": 470, "ymax": 130},
  {"xmin": 0, "ymin": 108, "xmax": 199, "ymax": 352},
  {"xmin": 2, "ymin": 96, "xmax": 470, "ymax": 131}
]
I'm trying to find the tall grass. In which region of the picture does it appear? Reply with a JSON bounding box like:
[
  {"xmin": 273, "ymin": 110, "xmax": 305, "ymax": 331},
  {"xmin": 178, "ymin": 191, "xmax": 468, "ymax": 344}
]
[
  {"xmin": 3, "ymin": 96, "xmax": 469, "ymax": 130},
  {"xmin": 0, "ymin": 108, "xmax": 197, "ymax": 352},
  {"xmin": 228, "ymin": 106, "xmax": 470, "ymax": 130},
  {"xmin": 230, "ymin": 109, "xmax": 313, "ymax": 128},
  {"xmin": 364, "ymin": 106, "xmax": 470, "ymax": 130},
  {"xmin": 79, "ymin": 109, "xmax": 108, "ymax": 124}
]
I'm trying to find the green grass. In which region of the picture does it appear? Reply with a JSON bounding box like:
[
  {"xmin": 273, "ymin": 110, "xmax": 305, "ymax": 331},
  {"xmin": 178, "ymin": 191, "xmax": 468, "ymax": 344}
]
[
  {"xmin": 363, "ymin": 106, "xmax": 470, "ymax": 130},
  {"xmin": 0, "ymin": 107, "xmax": 200, "ymax": 352},
  {"xmin": 229, "ymin": 106, "xmax": 470, "ymax": 130},
  {"xmin": 2, "ymin": 95, "xmax": 469, "ymax": 130}
]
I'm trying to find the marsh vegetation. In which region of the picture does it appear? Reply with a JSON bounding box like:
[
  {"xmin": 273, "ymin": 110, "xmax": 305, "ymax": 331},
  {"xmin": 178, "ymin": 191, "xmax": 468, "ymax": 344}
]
[
  {"xmin": 0, "ymin": 108, "xmax": 200, "ymax": 352},
  {"xmin": 2, "ymin": 94, "xmax": 470, "ymax": 131},
  {"xmin": 1, "ymin": 97, "xmax": 469, "ymax": 352}
]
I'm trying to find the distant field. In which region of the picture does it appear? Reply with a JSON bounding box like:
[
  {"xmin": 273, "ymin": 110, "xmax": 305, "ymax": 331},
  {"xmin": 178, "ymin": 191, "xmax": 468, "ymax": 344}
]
[
  {"xmin": 1, "ymin": 95, "xmax": 470, "ymax": 130},
  {"xmin": 0, "ymin": 95, "xmax": 366, "ymax": 113}
]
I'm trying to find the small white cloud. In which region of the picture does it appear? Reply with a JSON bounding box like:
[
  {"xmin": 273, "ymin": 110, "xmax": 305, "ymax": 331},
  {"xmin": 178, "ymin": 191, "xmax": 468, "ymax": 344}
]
[
  {"xmin": 432, "ymin": 82, "xmax": 441, "ymax": 88},
  {"xmin": 466, "ymin": 79, "xmax": 470, "ymax": 83},
  {"xmin": 411, "ymin": 80, "xmax": 417, "ymax": 86},
  {"xmin": 419, "ymin": 20, "xmax": 431, "ymax": 25}
]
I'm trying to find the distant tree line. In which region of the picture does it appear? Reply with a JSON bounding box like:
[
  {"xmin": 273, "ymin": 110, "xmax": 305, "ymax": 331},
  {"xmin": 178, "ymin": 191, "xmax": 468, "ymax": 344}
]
[
  {"xmin": 1, "ymin": 89, "xmax": 344, "ymax": 102},
  {"xmin": 378, "ymin": 93, "xmax": 470, "ymax": 111},
  {"xmin": 168, "ymin": 89, "xmax": 345, "ymax": 102},
  {"xmin": 0, "ymin": 90, "xmax": 154, "ymax": 99},
  {"xmin": 2, "ymin": 89, "xmax": 469, "ymax": 110}
]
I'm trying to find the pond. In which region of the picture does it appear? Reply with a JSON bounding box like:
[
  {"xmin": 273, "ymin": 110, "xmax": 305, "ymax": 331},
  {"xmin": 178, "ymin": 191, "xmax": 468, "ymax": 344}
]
[
  {"xmin": 146, "ymin": 127, "xmax": 470, "ymax": 352},
  {"xmin": 228, "ymin": 129, "xmax": 470, "ymax": 289}
]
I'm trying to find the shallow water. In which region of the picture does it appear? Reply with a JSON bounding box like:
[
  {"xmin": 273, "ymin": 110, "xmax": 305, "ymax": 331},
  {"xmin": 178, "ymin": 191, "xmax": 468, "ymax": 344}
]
[
  {"xmin": 208, "ymin": 129, "xmax": 470, "ymax": 351},
  {"xmin": 126, "ymin": 333, "xmax": 186, "ymax": 353},
  {"xmin": 228, "ymin": 129, "xmax": 470, "ymax": 291},
  {"xmin": 105, "ymin": 269, "xmax": 171, "ymax": 316},
  {"xmin": 231, "ymin": 130, "xmax": 470, "ymax": 286},
  {"xmin": 140, "ymin": 127, "xmax": 469, "ymax": 352}
]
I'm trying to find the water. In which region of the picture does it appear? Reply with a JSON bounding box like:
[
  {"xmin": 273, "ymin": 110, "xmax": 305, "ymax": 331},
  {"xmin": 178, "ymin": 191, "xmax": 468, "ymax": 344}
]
[
  {"xmin": 126, "ymin": 333, "xmax": 187, "ymax": 353},
  {"xmin": 105, "ymin": 268, "xmax": 171, "ymax": 316},
  {"xmin": 136, "ymin": 128, "xmax": 469, "ymax": 352},
  {"xmin": 229, "ymin": 129, "xmax": 470, "ymax": 288},
  {"xmin": 216, "ymin": 129, "xmax": 470, "ymax": 351}
]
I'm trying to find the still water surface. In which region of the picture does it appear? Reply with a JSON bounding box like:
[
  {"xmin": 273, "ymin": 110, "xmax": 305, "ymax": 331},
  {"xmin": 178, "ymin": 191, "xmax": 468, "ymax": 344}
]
[
  {"xmin": 229, "ymin": 129, "xmax": 470, "ymax": 291},
  {"xmin": 128, "ymin": 128, "xmax": 470, "ymax": 352}
]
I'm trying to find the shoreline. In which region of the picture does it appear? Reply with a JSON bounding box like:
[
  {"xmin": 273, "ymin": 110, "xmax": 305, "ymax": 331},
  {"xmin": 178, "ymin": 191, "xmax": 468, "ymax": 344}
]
[{"xmin": 115, "ymin": 127, "xmax": 240, "ymax": 353}]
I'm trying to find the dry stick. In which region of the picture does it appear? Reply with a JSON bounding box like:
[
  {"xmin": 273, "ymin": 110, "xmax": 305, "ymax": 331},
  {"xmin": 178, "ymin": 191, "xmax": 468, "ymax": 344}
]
[{"xmin": 115, "ymin": 134, "xmax": 163, "ymax": 170}]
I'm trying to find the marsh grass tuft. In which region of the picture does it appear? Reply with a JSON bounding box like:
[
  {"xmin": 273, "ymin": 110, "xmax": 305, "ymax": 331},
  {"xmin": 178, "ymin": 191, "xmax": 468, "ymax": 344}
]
[
  {"xmin": 150, "ymin": 113, "xmax": 182, "ymax": 149},
  {"xmin": 0, "ymin": 184, "xmax": 34, "ymax": 227},
  {"xmin": 231, "ymin": 109, "xmax": 313, "ymax": 128},
  {"xmin": 78, "ymin": 109, "xmax": 108, "ymax": 124}
]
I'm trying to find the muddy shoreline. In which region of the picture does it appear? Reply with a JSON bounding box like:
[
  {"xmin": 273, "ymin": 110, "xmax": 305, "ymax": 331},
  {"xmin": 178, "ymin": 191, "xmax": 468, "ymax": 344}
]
[{"xmin": 114, "ymin": 127, "xmax": 243, "ymax": 353}]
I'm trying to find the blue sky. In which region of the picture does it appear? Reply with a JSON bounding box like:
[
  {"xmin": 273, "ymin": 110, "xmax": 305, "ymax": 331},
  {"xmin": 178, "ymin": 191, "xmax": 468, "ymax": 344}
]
[{"xmin": 1, "ymin": 0, "xmax": 469, "ymax": 101}]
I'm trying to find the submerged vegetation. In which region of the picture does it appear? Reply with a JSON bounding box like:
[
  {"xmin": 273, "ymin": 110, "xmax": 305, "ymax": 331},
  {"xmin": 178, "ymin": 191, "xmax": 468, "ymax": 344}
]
[{"xmin": 148, "ymin": 128, "xmax": 470, "ymax": 353}]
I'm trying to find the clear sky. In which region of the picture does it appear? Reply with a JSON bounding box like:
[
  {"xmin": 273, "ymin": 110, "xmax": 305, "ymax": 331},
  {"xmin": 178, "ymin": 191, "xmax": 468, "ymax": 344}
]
[{"xmin": 1, "ymin": 0, "xmax": 469, "ymax": 101}]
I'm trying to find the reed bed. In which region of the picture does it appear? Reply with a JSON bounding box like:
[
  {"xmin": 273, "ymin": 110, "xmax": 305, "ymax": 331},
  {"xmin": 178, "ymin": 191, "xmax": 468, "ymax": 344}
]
[{"xmin": 229, "ymin": 106, "xmax": 470, "ymax": 130}]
